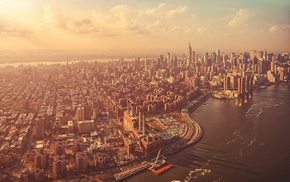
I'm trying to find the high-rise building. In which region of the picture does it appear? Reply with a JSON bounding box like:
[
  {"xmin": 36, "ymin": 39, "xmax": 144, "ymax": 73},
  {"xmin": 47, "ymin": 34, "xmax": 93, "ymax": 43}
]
[
  {"xmin": 250, "ymin": 50, "xmax": 256, "ymax": 60},
  {"xmin": 277, "ymin": 67, "xmax": 286, "ymax": 81},
  {"xmin": 216, "ymin": 49, "xmax": 221, "ymax": 64},
  {"xmin": 230, "ymin": 75, "xmax": 238, "ymax": 90},
  {"xmin": 74, "ymin": 138, "xmax": 85, "ymax": 153},
  {"xmin": 75, "ymin": 151, "xmax": 88, "ymax": 173},
  {"xmin": 34, "ymin": 152, "xmax": 47, "ymax": 170},
  {"xmin": 241, "ymin": 77, "xmax": 246, "ymax": 94},
  {"xmin": 76, "ymin": 107, "xmax": 85, "ymax": 122},
  {"xmin": 238, "ymin": 77, "xmax": 242, "ymax": 93},
  {"xmin": 35, "ymin": 117, "xmax": 45, "ymax": 139},
  {"xmin": 204, "ymin": 52, "xmax": 208, "ymax": 64},
  {"xmin": 77, "ymin": 120, "xmax": 95, "ymax": 134},
  {"xmin": 224, "ymin": 76, "xmax": 230, "ymax": 91},
  {"xmin": 263, "ymin": 50, "xmax": 268, "ymax": 61},
  {"xmin": 84, "ymin": 104, "xmax": 92, "ymax": 120},
  {"xmin": 160, "ymin": 54, "xmax": 164, "ymax": 65},
  {"xmin": 267, "ymin": 70, "xmax": 277, "ymax": 82},
  {"xmin": 270, "ymin": 61, "xmax": 277, "ymax": 74},
  {"xmin": 237, "ymin": 77, "xmax": 246, "ymax": 94},
  {"xmin": 52, "ymin": 156, "xmax": 66, "ymax": 179},
  {"xmin": 256, "ymin": 51, "xmax": 263, "ymax": 59},
  {"xmin": 187, "ymin": 42, "xmax": 192, "ymax": 66},
  {"xmin": 54, "ymin": 141, "xmax": 65, "ymax": 155},
  {"xmin": 192, "ymin": 51, "xmax": 196, "ymax": 63},
  {"xmin": 258, "ymin": 60, "xmax": 267, "ymax": 74},
  {"xmin": 167, "ymin": 52, "xmax": 171, "ymax": 67},
  {"xmin": 245, "ymin": 76, "xmax": 250, "ymax": 92},
  {"xmin": 144, "ymin": 57, "xmax": 148, "ymax": 70},
  {"xmin": 211, "ymin": 52, "xmax": 217, "ymax": 64}
]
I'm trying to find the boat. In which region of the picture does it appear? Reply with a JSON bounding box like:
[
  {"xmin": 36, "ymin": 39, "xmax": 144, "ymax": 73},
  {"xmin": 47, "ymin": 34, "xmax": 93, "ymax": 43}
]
[
  {"xmin": 149, "ymin": 149, "xmax": 173, "ymax": 175},
  {"xmin": 149, "ymin": 160, "xmax": 173, "ymax": 175}
]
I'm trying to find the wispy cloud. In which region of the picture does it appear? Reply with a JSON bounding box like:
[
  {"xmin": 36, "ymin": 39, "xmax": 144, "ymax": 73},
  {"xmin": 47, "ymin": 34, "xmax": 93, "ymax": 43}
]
[
  {"xmin": 142, "ymin": 3, "xmax": 187, "ymax": 19},
  {"xmin": 228, "ymin": 9, "xmax": 251, "ymax": 28},
  {"xmin": 110, "ymin": 5, "xmax": 148, "ymax": 35},
  {"xmin": 41, "ymin": 4, "xmax": 191, "ymax": 37},
  {"xmin": 43, "ymin": 6, "xmax": 100, "ymax": 34},
  {"xmin": 0, "ymin": 16, "xmax": 32, "ymax": 36},
  {"xmin": 268, "ymin": 24, "xmax": 290, "ymax": 33}
]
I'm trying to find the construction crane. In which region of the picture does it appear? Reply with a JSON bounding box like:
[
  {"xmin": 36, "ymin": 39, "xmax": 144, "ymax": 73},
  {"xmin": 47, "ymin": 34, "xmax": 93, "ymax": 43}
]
[{"xmin": 150, "ymin": 149, "xmax": 161, "ymax": 169}]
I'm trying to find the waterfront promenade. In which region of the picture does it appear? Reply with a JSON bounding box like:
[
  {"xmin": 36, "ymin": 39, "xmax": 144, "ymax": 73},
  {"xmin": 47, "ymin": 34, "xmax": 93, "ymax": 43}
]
[{"xmin": 169, "ymin": 92, "xmax": 211, "ymax": 154}]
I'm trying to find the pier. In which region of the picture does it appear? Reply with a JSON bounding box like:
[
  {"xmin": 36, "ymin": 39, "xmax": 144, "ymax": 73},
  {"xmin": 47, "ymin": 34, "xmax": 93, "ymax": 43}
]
[{"xmin": 114, "ymin": 163, "xmax": 151, "ymax": 181}]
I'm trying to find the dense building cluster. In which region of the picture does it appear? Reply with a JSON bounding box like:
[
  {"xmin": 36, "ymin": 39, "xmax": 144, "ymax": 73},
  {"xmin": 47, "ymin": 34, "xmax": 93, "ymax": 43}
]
[{"xmin": 0, "ymin": 46, "xmax": 289, "ymax": 181}]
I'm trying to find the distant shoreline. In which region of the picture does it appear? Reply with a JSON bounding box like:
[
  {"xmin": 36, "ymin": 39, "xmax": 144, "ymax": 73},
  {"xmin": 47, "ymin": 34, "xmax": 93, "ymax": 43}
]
[{"xmin": 0, "ymin": 58, "xmax": 141, "ymax": 68}]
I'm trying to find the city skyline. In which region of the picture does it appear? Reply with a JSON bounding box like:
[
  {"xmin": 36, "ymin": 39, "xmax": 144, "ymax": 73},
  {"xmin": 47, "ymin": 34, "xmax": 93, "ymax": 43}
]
[{"xmin": 0, "ymin": 0, "xmax": 289, "ymax": 53}]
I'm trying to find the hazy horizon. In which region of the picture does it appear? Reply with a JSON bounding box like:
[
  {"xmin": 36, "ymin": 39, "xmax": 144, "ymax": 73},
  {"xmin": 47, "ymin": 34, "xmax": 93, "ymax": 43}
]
[{"xmin": 0, "ymin": 0, "xmax": 289, "ymax": 53}]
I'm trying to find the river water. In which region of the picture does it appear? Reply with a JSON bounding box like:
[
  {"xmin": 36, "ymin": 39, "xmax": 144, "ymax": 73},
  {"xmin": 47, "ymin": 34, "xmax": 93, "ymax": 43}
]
[{"xmin": 126, "ymin": 84, "xmax": 290, "ymax": 182}]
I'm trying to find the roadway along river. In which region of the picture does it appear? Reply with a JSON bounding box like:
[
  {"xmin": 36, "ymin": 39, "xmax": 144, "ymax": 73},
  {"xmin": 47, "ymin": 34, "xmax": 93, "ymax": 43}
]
[{"xmin": 126, "ymin": 83, "xmax": 290, "ymax": 182}]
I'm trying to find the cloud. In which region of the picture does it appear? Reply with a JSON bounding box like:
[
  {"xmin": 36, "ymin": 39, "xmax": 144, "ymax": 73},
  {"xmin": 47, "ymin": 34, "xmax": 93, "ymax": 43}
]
[
  {"xmin": 228, "ymin": 9, "xmax": 251, "ymax": 28},
  {"xmin": 43, "ymin": 6, "xmax": 100, "ymax": 34},
  {"xmin": 43, "ymin": 6, "xmax": 70, "ymax": 29},
  {"xmin": 194, "ymin": 24, "xmax": 217, "ymax": 34},
  {"xmin": 110, "ymin": 5, "xmax": 148, "ymax": 35},
  {"xmin": 197, "ymin": 26, "xmax": 208, "ymax": 33},
  {"xmin": 143, "ymin": 3, "xmax": 187, "ymax": 19},
  {"xmin": 42, "ymin": 5, "xmax": 147, "ymax": 36},
  {"xmin": 67, "ymin": 19, "xmax": 100, "ymax": 34},
  {"xmin": 147, "ymin": 21, "xmax": 167, "ymax": 32},
  {"xmin": 269, "ymin": 25, "xmax": 278, "ymax": 33},
  {"xmin": 268, "ymin": 24, "xmax": 290, "ymax": 33},
  {"xmin": 0, "ymin": 17, "xmax": 32, "ymax": 36},
  {"xmin": 184, "ymin": 28, "xmax": 191, "ymax": 34},
  {"xmin": 41, "ymin": 4, "xmax": 191, "ymax": 37},
  {"xmin": 111, "ymin": 5, "xmax": 131, "ymax": 21}
]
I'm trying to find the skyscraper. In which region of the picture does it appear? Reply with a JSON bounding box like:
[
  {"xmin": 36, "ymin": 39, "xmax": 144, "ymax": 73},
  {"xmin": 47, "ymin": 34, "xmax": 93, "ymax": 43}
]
[
  {"xmin": 76, "ymin": 107, "xmax": 85, "ymax": 122},
  {"xmin": 187, "ymin": 42, "xmax": 192, "ymax": 66},
  {"xmin": 258, "ymin": 59, "xmax": 267, "ymax": 74},
  {"xmin": 192, "ymin": 51, "xmax": 196, "ymax": 65},
  {"xmin": 216, "ymin": 49, "xmax": 221, "ymax": 64},
  {"xmin": 35, "ymin": 117, "xmax": 45, "ymax": 139},
  {"xmin": 263, "ymin": 50, "xmax": 268, "ymax": 61},
  {"xmin": 224, "ymin": 76, "xmax": 230, "ymax": 91},
  {"xmin": 145, "ymin": 57, "xmax": 148, "ymax": 70},
  {"xmin": 211, "ymin": 52, "xmax": 217, "ymax": 64},
  {"xmin": 167, "ymin": 52, "xmax": 171, "ymax": 67}
]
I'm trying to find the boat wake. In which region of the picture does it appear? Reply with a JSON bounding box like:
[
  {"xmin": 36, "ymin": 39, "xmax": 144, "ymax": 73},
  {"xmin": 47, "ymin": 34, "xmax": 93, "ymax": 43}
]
[
  {"xmin": 246, "ymin": 101, "xmax": 284, "ymax": 118},
  {"xmin": 227, "ymin": 130, "xmax": 244, "ymax": 145},
  {"xmin": 247, "ymin": 136, "xmax": 256, "ymax": 147},
  {"xmin": 183, "ymin": 158, "xmax": 212, "ymax": 182},
  {"xmin": 245, "ymin": 101, "xmax": 285, "ymax": 130},
  {"xmin": 184, "ymin": 168, "xmax": 211, "ymax": 182},
  {"xmin": 233, "ymin": 130, "xmax": 244, "ymax": 140},
  {"xmin": 230, "ymin": 100, "xmax": 285, "ymax": 157}
]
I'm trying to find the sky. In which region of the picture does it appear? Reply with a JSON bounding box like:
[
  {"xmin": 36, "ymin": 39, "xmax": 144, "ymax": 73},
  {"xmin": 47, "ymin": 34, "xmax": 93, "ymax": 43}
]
[{"xmin": 0, "ymin": 0, "xmax": 289, "ymax": 54}]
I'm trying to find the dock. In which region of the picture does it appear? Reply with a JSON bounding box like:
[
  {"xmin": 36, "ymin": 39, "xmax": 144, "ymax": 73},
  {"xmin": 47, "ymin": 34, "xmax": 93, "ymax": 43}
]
[{"xmin": 114, "ymin": 163, "xmax": 151, "ymax": 181}]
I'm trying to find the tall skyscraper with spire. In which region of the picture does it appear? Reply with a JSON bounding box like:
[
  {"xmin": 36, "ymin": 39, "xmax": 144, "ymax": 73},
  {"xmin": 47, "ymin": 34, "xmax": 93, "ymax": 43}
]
[{"xmin": 187, "ymin": 42, "xmax": 192, "ymax": 66}]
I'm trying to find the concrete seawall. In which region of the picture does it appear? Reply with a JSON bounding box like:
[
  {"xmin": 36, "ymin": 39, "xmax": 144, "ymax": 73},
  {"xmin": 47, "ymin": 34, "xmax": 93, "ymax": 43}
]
[{"xmin": 167, "ymin": 92, "xmax": 211, "ymax": 155}]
